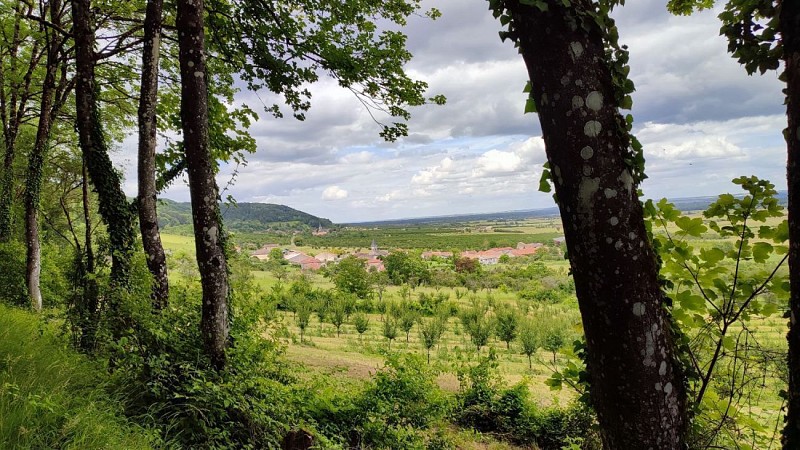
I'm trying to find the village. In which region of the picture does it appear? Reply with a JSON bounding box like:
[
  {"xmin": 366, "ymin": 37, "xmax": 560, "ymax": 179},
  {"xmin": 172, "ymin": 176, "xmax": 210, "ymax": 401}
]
[{"xmin": 249, "ymin": 237, "xmax": 566, "ymax": 271}]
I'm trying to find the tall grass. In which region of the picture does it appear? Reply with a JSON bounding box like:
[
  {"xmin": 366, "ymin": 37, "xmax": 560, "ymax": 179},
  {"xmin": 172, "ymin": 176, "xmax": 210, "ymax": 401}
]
[{"xmin": 0, "ymin": 305, "xmax": 156, "ymax": 449}]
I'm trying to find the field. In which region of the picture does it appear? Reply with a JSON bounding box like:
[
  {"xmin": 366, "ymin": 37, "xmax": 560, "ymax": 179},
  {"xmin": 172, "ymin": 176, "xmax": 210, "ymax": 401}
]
[{"xmin": 158, "ymin": 203, "xmax": 791, "ymax": 446}]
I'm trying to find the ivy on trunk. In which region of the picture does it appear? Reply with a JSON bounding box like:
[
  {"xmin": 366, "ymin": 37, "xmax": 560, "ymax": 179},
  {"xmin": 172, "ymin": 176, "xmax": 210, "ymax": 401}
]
[{"xmin": 491, "ymin": 1, "xmax": 688, "ymax": 447}]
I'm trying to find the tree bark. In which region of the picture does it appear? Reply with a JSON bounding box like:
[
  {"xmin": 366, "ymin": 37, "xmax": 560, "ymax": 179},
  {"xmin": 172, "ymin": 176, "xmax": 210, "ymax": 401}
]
[
  {"xmin": 71, "ymin": 0, "xmax": 137, "ymax": 289},
  {"xmin": 79, "ymin": 155, "xmax": 99, "ymax": 351},
  {"xmin": 0, "ymin": 2, "xmax": 42, "ymax": 242},
  {"xmin": 137, "ymin": 0, "xmax": 169, "ymax": 309},
  {"xmin": 25, "ymin": 0, "xmax": 63, "ymax": 312},
  {"xmin": 782, "ymin": 0, "xmax": 800, "ymax": 446},
  {"xmin": 0, "ymin": 4, "xmax": 24, "ymax": 243},
  {"xmin": 505, "ymin": 2, "xmax": 687, "ymax": 448},
  {"xmin": 177, "ymin": 0, "xmax": 229, "ymax": 369}
]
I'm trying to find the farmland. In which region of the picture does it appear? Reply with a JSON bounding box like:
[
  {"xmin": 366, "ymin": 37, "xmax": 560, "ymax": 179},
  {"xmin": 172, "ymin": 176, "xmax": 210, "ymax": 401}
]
[{"xmin": 160, "ymin": 203, "xmax": 790, "ymax": 448}]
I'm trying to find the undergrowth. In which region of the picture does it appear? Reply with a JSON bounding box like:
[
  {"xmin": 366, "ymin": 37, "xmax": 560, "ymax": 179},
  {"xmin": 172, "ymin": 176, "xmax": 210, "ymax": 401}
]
[{"xmin": 0, "ymin": 304, "xmax": 158, "ymax": 449}]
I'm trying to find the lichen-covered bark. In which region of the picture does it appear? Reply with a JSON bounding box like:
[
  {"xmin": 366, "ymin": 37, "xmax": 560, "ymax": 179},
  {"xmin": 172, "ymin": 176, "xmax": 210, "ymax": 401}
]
[
  {"xmin": 137, "ymin": 0, "xmax": 169, "ymax": 309},
  {"xmin": 506, "ymin": 2, "xmax": 686, "ymax": 448},
  {"xmin": 177, "ymin": 0, "xmax": 229, "ymax": 369},
  {"xmin": 71, "ymin": 0, "xmax": 136, "ymax": 289},
  {"xmin": 25, "ymin": 0, "xmax": 64, "ymax": 312},
  {"xmin": 782, "ymin": 1, "xmax": 800, "ymax": 446}
]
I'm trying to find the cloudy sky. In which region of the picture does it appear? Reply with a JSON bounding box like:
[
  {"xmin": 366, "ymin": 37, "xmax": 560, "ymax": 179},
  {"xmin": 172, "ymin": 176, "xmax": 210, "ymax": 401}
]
[{"xmin": 115, "ymin": 0, "xmax": 786, "ymax": 223}]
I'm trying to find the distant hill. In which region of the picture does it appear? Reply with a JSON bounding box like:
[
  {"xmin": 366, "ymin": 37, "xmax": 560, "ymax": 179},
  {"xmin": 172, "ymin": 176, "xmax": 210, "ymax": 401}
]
[
  {"xmin": 158, "ymin": 199, "xmax": 333, "ymax": 232},
  {"xmin": 346, "ymin": 191, "xmax": 789, "ymax": 227}
]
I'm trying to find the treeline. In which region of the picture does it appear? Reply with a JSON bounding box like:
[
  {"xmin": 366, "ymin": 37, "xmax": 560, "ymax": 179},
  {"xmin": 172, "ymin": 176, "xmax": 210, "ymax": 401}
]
[{"xmin": 158, "ymin": 199, "xmax": 334, "ymax": 231}]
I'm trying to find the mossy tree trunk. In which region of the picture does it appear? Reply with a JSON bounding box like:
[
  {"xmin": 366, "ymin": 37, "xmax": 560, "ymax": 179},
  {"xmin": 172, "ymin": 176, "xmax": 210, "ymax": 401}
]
[
  {"xmin": 71, "ymin": 0, "xmax": 136, "ymax": 289},
  {"xmin": 177, "ymin": 0, "xmax": 229, "ymax": 370},
  {"xmin": 25, "ymin": 0, "xmax": 66, "ymax": 312},
  {"xmin": 783, "ymin": 1, "xmax": 800, "ymax": 447},
  {"xmin": 0, "ymin": 2, "xmax": 42, "ymax": 242},
  {"xmin": 501, "ymin": 1, "xmax": 687, "ymax": 448},
  {"xmin": 137, "ymin": 0, "xmax": 169, "ymax": 309}
]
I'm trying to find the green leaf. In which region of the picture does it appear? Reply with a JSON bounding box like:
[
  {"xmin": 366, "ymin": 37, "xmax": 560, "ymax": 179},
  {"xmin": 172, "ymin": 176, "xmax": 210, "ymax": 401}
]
[
  {"xmin": 620, "ymin": 95, "xmax": 633, "ymax": 110},
  {"xmin": 761, "ymin": 302, "xmax": 779, "ymax": 317},
  {"xmin": 699, "ymin": 247, "xmax": 724, "ymax": 265},
  {"xmin": 675, "ymin": 216, "xmax": 707, "ymax": 236},
  {"xmin": 722, "ymin": 335, "xmax": 736, "ymax": 351},
  {"xmin": 656, "ymin": 198, "xmax": 680, "ymax": 221},
  {"xmin": 525, "ymin": 97, "xmax": 537, "ymax": 114},
  {"xmin": 677, "ymin": 291, "xmax": 705, "ymax": 312},
  {"xmin": 752, "ymin": 242, "xmax": 773, "ymax": 263},
  {"xmin": 538, "ymin": 169, "xmax": 552, "ymax": 193}
]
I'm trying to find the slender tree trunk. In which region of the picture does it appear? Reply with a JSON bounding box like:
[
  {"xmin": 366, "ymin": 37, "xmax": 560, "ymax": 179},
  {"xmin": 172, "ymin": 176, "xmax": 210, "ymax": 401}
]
[
  {"xmin": 0, "ymin": 4, "xmax": 23, "ymax": 243},
  {"xmin": 25, "ymin": 0, "xmax": 63, "ymax": 312},
  {"xmin": 137, "ymin": 0, "xmax": 169, "ymax": 309},
  {"xmin": 177, "ymin": 0, "xmax": 229, "ymax": 369},
  {"xmin": 504, "ymin": 2, "xmax": 687, "ymax": 448},
  {"xmin": 71, "ymin": 0, "xmax": 136, "ymax": 291},
  {"xmin": 783, "ymin": 1, "xmax": 800, "ymax": 446},
  {"xmin": 79, "ymin": 156, "xmax": 99, "ymax": 351}
]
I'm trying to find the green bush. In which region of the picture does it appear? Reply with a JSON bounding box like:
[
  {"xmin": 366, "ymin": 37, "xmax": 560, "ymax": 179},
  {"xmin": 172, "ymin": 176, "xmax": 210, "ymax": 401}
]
[
  {"xmin": 455, "ymin": 356, "xmax": 598, "ymax": 449},
  {"xmin": 306, "ymin": 353, "xmax": 451, "ymax": 449},
  {"xmin": 111, "ymin": 269, "xmax": 308, "ymax": 449},
  {"xmin": 0, "ymin": 241, "xmax": 27, "ymax": 306}
]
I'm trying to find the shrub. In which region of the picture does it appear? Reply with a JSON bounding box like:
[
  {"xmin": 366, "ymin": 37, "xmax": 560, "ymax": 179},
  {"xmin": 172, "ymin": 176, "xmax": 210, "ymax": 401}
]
[
  {"xmin": 455, "ymin": 356, "xmax": 598, "ymax": 449},
  {"xmin": 356, "ymin": 354, "xmax": 450, "ymax": 448},
  {"xmin": 0, "ymin": 241, "xmax": 28, "ymax": 306}
]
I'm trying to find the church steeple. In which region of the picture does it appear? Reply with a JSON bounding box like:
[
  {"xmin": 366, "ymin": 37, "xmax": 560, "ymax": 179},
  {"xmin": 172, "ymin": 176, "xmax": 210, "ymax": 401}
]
[{"xmin": 371, "ymin": 239, "xmax": 378, "ymax": 254}]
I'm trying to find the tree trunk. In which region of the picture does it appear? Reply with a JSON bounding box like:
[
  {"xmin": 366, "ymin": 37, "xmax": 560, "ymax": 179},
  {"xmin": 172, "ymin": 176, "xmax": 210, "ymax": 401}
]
[
  {"xmin": 504, "ymin": 2, "xmax": 687, "ymax": 448},
  {"xmin": 137, "ymin": 0, "xmax": 169, "ymax": 309},
  {"xmin": 25, "ymin": 0, "xmax": 63, "ymax": 312},
  {"xmin": 71, "ymin": 0, "xmax": 136, "ymax": 291},
  {"xmin": 177, "ymin": 0, "xmax": 229, "ymax": 369},
  {"xmin": 0, "ymin": 4, "xmax": 24, "ymax": 243},
  {"xmin": 79, "ymin": 156, "xmax": 99, "ymax": 351},
  {"xmin": 783, "ymin": 0, "xmax": 800, "ymax": 446}
]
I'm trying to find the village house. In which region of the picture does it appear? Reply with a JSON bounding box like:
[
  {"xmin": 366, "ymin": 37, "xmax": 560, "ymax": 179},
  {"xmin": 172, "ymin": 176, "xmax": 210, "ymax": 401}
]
[
  {"xmin": 313, "ymin": 252, "xmax": 338, "ymax": 263},
  {"xmin": 250, "ymin": 244, "xmax": 280, "ymax": 261},
  {"xmin": 365, "ymin": 257, "xmax": 385, "ymax": 272}
]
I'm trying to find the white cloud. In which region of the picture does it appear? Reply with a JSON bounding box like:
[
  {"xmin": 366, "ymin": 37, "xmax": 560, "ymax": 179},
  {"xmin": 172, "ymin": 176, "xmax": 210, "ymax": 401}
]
[
  {"xmin": 474, "ymin": 150, "xmax": 523, "ymax": 176},
  {"xmin": 114, "ymin": 0, "xmax": 787, "ymax": 223},
  {"xmin": 321, "ymin": 186, "xmax": 348, "ymax": 200}
]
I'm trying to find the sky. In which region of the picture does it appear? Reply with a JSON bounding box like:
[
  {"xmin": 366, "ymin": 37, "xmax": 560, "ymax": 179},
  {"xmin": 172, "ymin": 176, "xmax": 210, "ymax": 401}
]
[{"xmin": 114, "ymin": 0, "xmax": 787, "ymax": 223}]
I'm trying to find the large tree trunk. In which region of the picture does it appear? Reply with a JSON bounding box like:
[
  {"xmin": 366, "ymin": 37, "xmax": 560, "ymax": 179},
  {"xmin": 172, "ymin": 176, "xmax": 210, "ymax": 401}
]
[
  {"xmin": 177, "ymin": 0, "xmax": 229, "ymax": 369},
  {"xmin": 782, "ymin": 1, "xmax": 800, "ymax": 447},
  {"xmin": 71, "ymin": 0, "xmax": 136, "ymax": 289},
  {"xmin": 504, "ymin": 2, "xmax": 687, "ymax": 448},
  {"xmin": 25, "ymin": 0, "xmax": 63, "ymax": 312},
  {"xmin": 137, "ymin": 0, "xmax": 169, "ymax": 309}
]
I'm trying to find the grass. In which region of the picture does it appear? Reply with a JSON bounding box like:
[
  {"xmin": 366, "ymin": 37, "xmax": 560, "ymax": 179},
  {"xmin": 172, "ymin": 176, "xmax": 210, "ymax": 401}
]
[{"xmin": 0, "ymin": 305, "xmax": 157, "ymax": 449}]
